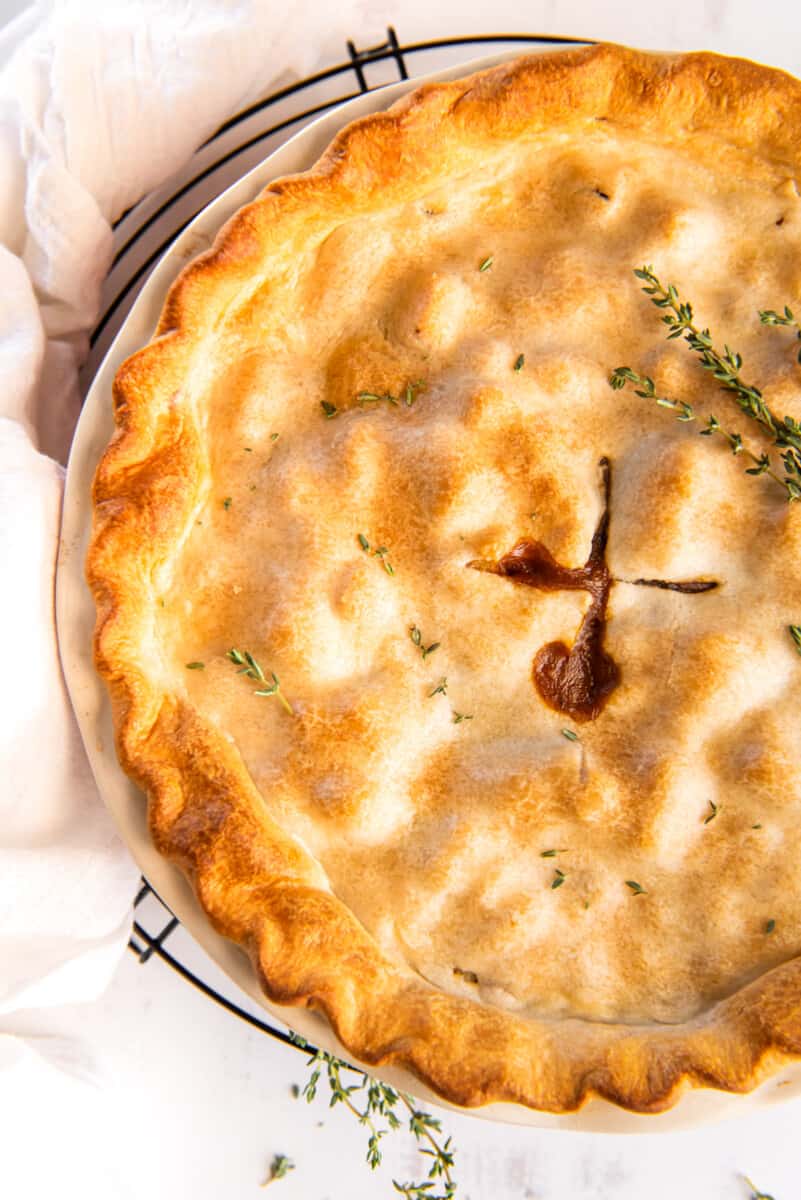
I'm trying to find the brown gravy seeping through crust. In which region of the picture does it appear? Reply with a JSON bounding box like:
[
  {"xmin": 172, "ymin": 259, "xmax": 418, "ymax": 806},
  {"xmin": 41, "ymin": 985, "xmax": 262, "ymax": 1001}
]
[{"xmin": 467, "ymin": 457, "xmax": 718, "ymax": 722}]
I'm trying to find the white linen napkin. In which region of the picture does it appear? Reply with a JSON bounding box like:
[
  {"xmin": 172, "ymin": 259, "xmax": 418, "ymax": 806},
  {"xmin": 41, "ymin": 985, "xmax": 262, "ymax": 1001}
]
[{"xmin": 0, "ymin": 1, "xmax": 364, "ymax": 1195}]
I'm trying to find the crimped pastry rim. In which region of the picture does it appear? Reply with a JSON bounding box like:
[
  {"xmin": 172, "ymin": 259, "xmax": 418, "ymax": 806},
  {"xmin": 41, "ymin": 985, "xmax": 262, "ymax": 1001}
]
[{"xmin": 86, "ymin": 42, "xmax": 801, "ymax": 1115}]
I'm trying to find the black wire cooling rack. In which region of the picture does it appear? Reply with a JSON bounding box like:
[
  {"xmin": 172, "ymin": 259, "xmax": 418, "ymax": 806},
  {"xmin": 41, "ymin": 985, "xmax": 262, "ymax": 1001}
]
[{"xmin": 113, "ymin": 27, "xmax": 589, "ymax": 1049}]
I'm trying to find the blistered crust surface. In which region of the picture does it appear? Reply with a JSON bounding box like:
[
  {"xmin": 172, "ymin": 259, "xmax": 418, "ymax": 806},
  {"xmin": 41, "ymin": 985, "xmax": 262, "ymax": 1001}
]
[{"xmin": 89, "ymin": 44, "xmax": 801, "ymax": 1111}]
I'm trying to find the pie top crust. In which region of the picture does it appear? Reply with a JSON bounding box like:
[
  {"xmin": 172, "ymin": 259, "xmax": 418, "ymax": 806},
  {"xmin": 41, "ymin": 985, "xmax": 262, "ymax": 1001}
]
[{"xmin": 88, "ymin": 43, "xmax": 801, "ymax": 1112}]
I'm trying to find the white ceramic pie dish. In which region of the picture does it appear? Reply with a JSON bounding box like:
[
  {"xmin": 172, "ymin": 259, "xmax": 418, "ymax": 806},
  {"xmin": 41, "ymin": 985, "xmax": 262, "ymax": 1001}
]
[{"xmin": 56, "ymin": 47, "xmax": 801, "ymax": 1132}]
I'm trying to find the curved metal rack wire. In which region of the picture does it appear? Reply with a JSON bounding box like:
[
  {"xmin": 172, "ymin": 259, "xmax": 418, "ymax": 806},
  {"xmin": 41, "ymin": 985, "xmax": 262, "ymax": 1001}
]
[{"xmin": 113, "ymin": 27, "xmax": 589, "ymax": 1048}]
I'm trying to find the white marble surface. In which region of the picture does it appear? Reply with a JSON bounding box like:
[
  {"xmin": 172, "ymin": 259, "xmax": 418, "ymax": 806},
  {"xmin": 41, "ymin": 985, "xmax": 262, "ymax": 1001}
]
[
  {"xmin": 36, "ymin": 938, "xmax": 799, "ymax": 1200},
  {"xmin": 5, "ymin": 1, "xmax": 801, "ymax": 1198}
]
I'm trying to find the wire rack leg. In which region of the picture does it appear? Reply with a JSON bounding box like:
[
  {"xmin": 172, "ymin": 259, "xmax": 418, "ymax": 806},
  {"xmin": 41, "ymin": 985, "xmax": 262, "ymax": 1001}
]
[{"xmin": 347, "ymin": 25, "xmax": 408, "ymax": 91}]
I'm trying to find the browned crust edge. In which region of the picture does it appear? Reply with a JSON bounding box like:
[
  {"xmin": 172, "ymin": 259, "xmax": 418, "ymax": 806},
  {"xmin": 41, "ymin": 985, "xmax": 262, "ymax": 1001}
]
[{"xmin": 86, "ymin": 43, "xmax": 801, "ymax": 1114}]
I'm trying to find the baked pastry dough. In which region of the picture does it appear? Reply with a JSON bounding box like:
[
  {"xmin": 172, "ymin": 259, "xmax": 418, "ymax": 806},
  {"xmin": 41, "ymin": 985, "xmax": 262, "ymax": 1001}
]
[{"xmin": 88, "ymin": 43, "xmax": 801, "ymax": 1112}]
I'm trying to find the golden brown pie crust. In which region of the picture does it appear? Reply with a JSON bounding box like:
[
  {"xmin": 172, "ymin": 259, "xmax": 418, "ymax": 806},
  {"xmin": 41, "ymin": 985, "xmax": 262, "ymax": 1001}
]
[{"xmin": 87, "ymin": 43, "xmax": 801, "ymax": 1112}]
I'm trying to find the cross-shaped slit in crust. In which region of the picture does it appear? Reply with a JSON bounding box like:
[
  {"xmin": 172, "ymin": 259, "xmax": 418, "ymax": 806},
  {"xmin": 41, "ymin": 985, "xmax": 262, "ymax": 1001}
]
[{"xmin": 466, "ymin": 457, "xmax": 719, "ymax": 723}]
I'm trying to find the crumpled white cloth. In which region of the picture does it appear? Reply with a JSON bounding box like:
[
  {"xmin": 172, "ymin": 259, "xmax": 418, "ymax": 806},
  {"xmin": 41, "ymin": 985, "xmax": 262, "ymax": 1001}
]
[{"xmin": 0, "ymin": 1, "xmax": 363, "ymax": 1195}]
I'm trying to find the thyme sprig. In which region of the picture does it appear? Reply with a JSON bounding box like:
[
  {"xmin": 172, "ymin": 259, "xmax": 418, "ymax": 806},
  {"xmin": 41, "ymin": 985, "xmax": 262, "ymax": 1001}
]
[
  {"xmin": 704, "ymin": 800, "xmax": 720, "ymax": 825},
  {"xmin": 358, "ymin": 380, "xmax": 426, "ymax": 409},
  {"xmin": 323, "ymin": 382, "xmax": 425, "ymax": 419},
  {"xmin": 610, "ymin": 366, "xmax": 694, "ymax": 421},
  {"xmin": 408, "ymin": 631, "xmax": 471, "ymax": 716},
  {"xmin": 760, "ymin": 305, "xmax": 801, "ymax": 363},
  {"xmin": 358, "ymin": 533, "xmax": 395, "ymax": 575},
  {"xmin": 297, "ymin": 1042, "xmax": 456, "ymax": 1199},
  {"xmin": 227, "ymin": 648, "xmax": 294, "ymax": 714},
  {"xmin": 609, "ymin": 367, "xmax": 794, "ymax": 499},
  {"xmin": 261, "ymin": 1155, "xmax": 295, "ymax": 1187},
  {"xmin": 409, "ymin": 625, "xmax": 440, "ymax": 659},
  {"xmin": 744, "ymin": 1179, "xmax": 776, "ymax": 1200},
  {"xmin": 628, "ymin": 266, "xmax": 801, "ymax": 500}
]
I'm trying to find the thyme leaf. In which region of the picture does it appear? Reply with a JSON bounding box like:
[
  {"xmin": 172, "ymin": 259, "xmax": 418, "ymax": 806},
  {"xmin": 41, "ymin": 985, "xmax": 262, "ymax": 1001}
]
[
  {"xmin": 703, "ymin": 800, "xmax": 720, "ymax": 825},
  {"xmin": 428, "ymin": 678, "xmax": 448, "ymax": 698},
  {"xmin": 478, "ymin": 255, "xmax": 494, "ymax": 272},
  {"xmin": 765, "ymin": 918, "xmax": 777, "ymax": 935},
  {"xmin": 551, "ymin": 868, "xmax": 566, "ymax": 889},
  {"xmin": 452, "ymin": 711, "xmax": 474, "ymax": 724},
  {"xmin": 561, "ymin": 728, "xmax": 579, "ymax": 742},
  {"xmin": 453, "ymin": 966, "xmax": 478, "ymax": 983},
  {"xmin": 185, "ymin": 661, "xmax": 205, "ymax": 670},
  {"xmin": 514, "ymin": 353, "xmax": 525, "ymax": 372},
  {"xmin": 625, "ymin": 880, "xmax": 647, "ymax": 896},
  {"xmin": 321, "ymin": 400, "xmax": 338, "ymax": 419},
  {"xmin": 789, "ymin": 625, "xmax": 801, "ymax": 656},
  {"xmin": 405, "ymin": 380, "xmax": 426, "ymax": 407}
]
